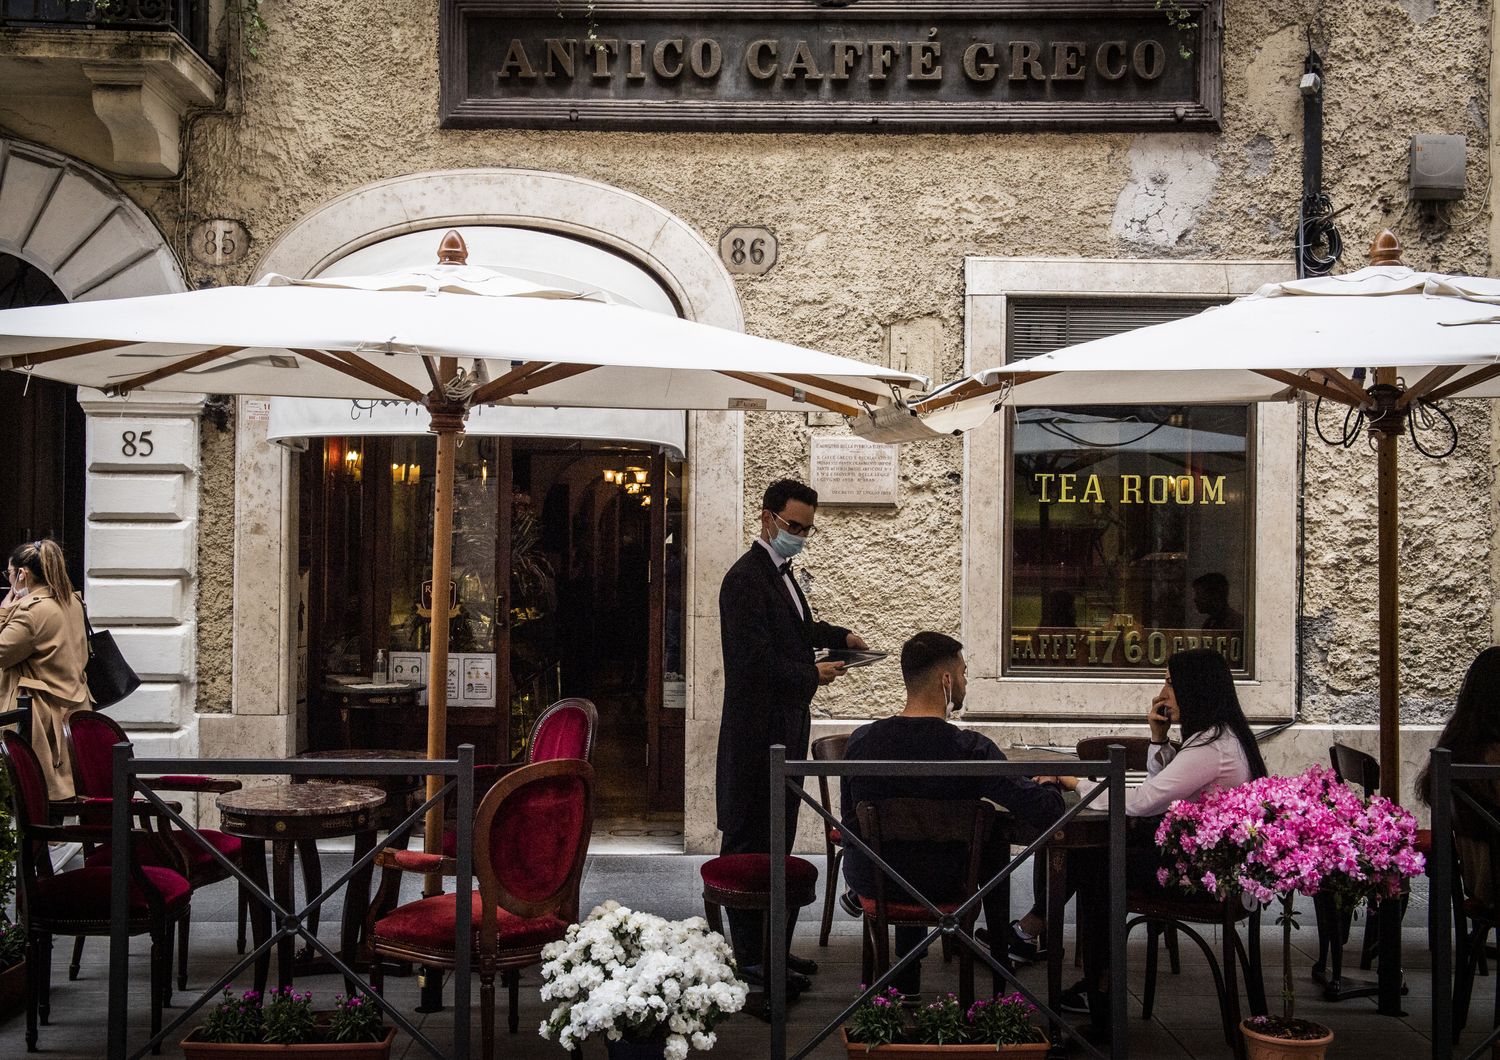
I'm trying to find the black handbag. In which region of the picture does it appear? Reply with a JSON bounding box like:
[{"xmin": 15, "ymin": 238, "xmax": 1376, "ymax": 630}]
[{"xmin": 80, "ymin": 597, "xmax": 141, "ymax": 709}]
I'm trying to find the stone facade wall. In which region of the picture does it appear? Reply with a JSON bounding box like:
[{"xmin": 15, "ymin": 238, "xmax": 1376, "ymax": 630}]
[{"xmin": 105, "ymin": 0, "xmax": 1494, "ymax": 739}]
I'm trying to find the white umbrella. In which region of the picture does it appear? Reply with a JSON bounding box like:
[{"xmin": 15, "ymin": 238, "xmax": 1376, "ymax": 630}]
[
  {"xmin": 915, "ymin": 231, "xmax": 1500, "ymax": 804},
  {"xmin": 0, "ymin": 230, "xmax": 926, "ymax": 862}
]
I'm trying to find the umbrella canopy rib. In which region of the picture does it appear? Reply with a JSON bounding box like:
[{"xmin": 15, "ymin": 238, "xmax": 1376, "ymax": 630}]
[
  {"xmin": 1309, "ymin": 368, "xmax": 1372, "ymax": 406},
  {"xmin": 715, "ymin": 370, "xmax": 858, "ymax": 417},
  {"xmin": 7, "ymin": 338, "xmax": 138, "ymax": 370},
  {"xmin": 422, "ymin": 355, "xmax": 442, "ymax": 392},
  {"xmin": 467, "ymin": 361, "xmax": 549, "ymax": 406},
  {"xmin": 1424, "ymin": 362, "xmax": 1500, "ymax": 404},
  {"xmin": 776, "ymin": 373, "xmax": 889, "ymax": 406},
  {"xmin": 290, "ymin": 348, "xmax": 425, "ymax": 403},
  {"xmin": 1399, "ymin": 364, "xmax": 1467, "ymax": 407},
  {"xmin": 482, "ymin": 362, "xmax": 597, "ymax": 402},
  {"xmin": 917, "ymin": 370, "xmax": 1058, "ymax": 414},
  {"xmin": 111, "ymin": 345, "xmax": 246, "ymax": 395},
  {"xmin": 1251, "ymin": 369, "xmax": 1361, "ymax": 408}
]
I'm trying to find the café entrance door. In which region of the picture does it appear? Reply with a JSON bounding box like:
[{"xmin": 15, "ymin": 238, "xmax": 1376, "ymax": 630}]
[{"xmin": 299, "ymin": 432, "xmax": 686, "ymax": 821}]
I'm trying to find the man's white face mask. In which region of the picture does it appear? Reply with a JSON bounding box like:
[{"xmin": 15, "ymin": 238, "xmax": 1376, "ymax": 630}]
[{"xmin": 943, "ymin": 673, "xmax": 964, "ymax": 719}]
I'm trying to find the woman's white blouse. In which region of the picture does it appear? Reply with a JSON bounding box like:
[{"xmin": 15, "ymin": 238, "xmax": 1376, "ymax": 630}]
[{"xmin": 1075, "ymin": 730, "xmax": 1253, "ymax": 817}]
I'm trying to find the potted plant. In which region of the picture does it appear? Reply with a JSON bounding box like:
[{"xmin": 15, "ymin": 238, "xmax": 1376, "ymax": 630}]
[
  {"xmin": 1157, "ymin": 766, "xmax": 1425, "ymax": 1060},
  {"xmin": 839, "ymin": 989, "xmax": 1049, "ymax": 1056},
  {"xmin": 180, "ymin": 987, "xmax": 395, "ymax": 1058},
  {"xmin": 537, "ymin": 900, "xmax": 747, "ymax": 1060}
]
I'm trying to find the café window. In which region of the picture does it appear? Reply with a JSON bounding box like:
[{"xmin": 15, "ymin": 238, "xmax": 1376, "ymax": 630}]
[{"xmin": 1004, "ymin": 298, "xmax": 1253, "ymax": 676}]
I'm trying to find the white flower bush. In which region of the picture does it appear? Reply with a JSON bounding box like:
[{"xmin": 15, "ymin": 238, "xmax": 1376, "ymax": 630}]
[{"xmin": 538, "ymin": 901, "xmax": 747, "ymax": 1059}]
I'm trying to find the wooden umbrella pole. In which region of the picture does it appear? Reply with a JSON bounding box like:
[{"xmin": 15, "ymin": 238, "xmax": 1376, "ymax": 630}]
[
  {"xmin": 423, "ymin": 369, "xmax": 464, "ymax": 896},
  {"xmin": 1376, "ymin": 395, "xmax": 1400, "ymax": 802}
]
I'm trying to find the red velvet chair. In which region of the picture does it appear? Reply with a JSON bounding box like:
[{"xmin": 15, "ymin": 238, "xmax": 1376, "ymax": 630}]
[
  {"xmin": 367, "ymin": 758, "xmax": 595, "ymax": 1060},
  {"xmin": 438, "ymin": 697, "xmax": 597, "ymax": 859},
  {"xmin": 1, "ymin": 731, "xmax": 191, "ymax": 1054},
  {"xmin": 63, "ymin": 710, "xmax": 246, "ymax": 991}
]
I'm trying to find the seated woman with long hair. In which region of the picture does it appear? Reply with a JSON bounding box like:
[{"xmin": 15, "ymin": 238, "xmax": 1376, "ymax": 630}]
[
  {"xmin": 1017, "ymin": 647, "xmax": 1269, "ymax": 1011},
  {"xmin": 1416, "ymin": 646, "xmax": 1500, "ymax": 906}
]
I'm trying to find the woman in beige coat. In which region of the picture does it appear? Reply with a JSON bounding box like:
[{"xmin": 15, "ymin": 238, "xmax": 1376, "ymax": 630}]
[{"xmin": 1, "ymin": 539, "xmax": 92, "ymax": 799}]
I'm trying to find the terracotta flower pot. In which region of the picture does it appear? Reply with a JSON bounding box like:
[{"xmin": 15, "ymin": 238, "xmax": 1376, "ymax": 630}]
[
  {"xmin": 179, "ymin": 1025, "xmax": 396, "ymax": 1060},
  {"xmin": 839, "ymin": 1027, "xmax": 1050, "ymax": 1056},
  {"xmin": 0, "ymin": 960, "xmax": 26, "ymax": 1019},
  {"xmin": 1240, "ymin": 1018, "xmax": 1334, "ymax": 1060}
]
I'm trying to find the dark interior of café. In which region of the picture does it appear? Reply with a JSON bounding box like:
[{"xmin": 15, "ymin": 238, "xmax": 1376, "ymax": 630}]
[{"xmin": 299, "ymin": 434, "xmax": 687, "ymax": 842}]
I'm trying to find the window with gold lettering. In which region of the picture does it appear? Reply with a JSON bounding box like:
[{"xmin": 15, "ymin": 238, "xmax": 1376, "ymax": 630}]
[{"xmin": 1004, "ymin": 299, "xmax": 1252, "ymax": 675}]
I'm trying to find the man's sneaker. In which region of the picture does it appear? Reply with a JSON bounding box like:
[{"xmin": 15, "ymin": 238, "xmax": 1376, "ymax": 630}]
[
  {"xmin": 1056, "ymin": 980, "xmax": 1091, "ymax": 1014},
  {"xmin": 1007, "ymin": 920, "xmax": 1048, "ymax": 964}
]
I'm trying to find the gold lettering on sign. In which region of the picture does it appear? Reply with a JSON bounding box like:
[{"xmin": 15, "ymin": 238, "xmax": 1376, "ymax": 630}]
[
  {"xmin": 626, "ymin": 39, "xmax": 646, "ymax": 79},
  {"xmin": 588, "ymin": 39, "xmax": 619, "ymax": 78},
  {"xmin": 1133, "ymin": 40, "xmax": 1166, "ymax": 80},
  {"xmin": 1051, "ymin": 41, "xmax": 1086, "ymax": 81},
  {"xmin": 653, "ymin": 38, "xmax": 685, "ymax": 78},
  {"xmin": 907, "ymin": 41, "xmax": 941, "ymax": 80},
  {"xmin": 746, "ymin": 39, "xmax": 778, "ymax": 79},
  {"xmin": 868, "ymin": 41, "xmax": 900, "ymax": 80},
  {"xmin": 1033, "ymin": 473, "xmax": 1228, "ymax": 505},
  {"xmin": 498, "ymin": 39, "xmax": 538, "ymax": 79},
  {"xmin": 829, "ymin": 40, "xmax": 864, "ymax": 80},
  {"xmin": 691, "ymin": 39, "xmax": 723, "ymax": 78},
  {"xmin": 782, "ymin": 40, "xmax": 823, "ymax": 81},
  {"xmin": 1096, "ymin": 40, "xmax": 1127, "ymax": 80},
  {"xmin": 963, "ymin": 42, "xmax": 998, "ymax": 81},
  {"xmin": 1009, "ymin": 40, "xmax": 1045, "ymax": 81},
  {"xmin": 543, "ymin": 39, "xmax": 575, "ymax": 78}
]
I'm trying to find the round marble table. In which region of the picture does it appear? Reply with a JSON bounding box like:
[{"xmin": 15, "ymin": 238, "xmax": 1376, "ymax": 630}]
[{"xmin": 217, "ymin": 783, "xmax": 386, "ymax": 992}]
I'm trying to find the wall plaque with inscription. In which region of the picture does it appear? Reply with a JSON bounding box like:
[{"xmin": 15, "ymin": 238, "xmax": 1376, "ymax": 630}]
[
  {"xmin": 811, "ymin": 436, "xmax": 900, "ymax": 506},
  {"xmin": 440, "ymin": 0, "xmax": 1222, "ymax": 132}
]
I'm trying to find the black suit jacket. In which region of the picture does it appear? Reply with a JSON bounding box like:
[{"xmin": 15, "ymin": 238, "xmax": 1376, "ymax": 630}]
[{"xmin": 715, "ymin": 544, "xmax": 849, "ymax": 838}]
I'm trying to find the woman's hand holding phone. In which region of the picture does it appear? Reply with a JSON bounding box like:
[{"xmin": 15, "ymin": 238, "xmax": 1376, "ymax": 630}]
[{"xmin": 1147, "ymin": 693, "xmax": 1172, "ymax": 743}]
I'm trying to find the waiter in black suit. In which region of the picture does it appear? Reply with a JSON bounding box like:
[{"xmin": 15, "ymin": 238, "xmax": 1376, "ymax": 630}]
[{"xmin": 716, "ymin": 478, "xmax": 867, "ymax": 990}]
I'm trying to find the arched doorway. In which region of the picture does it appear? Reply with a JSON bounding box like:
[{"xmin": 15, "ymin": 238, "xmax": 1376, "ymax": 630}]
[{"xmin": 252, "ymin": 177, "xmax": 745, "ymax": 851}]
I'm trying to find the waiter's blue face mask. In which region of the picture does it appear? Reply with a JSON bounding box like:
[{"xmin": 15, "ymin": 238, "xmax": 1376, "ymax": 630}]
[{"xmin": 770, "ymin": 528, "xmax": 805, "ymax": 559}]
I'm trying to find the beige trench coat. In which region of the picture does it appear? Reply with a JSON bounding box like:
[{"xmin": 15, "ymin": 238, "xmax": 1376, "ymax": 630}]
[{"xmin": 0, "ymin": 587, "xmax": 93, "ymax": 799}]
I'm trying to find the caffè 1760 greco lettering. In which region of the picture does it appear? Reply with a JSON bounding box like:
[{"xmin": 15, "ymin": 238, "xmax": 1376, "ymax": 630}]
[{"xmin": 440, "ymin": 1, "xmax": 1222, "ymax": 132}]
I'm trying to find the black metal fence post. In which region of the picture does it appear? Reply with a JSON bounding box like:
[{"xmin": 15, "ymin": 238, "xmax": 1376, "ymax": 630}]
[
  {"xmin": 769, "ymin": 743, "xmax": 787, "ymax": 1060},
  {"xmin": 453, "ymin": 743, "xmax": 474, "ymax": 1060},
  {"xmin": 1430, "ymin": 747, "xmax": 1453, "ymax": 1060},
  {"xmin": 1107, "ymin": 744, "xmax": 1127, "ymax": 1059},
  {"xmin": 107, "ymin": 740, "xmax": 131, "ymax": 1060}
]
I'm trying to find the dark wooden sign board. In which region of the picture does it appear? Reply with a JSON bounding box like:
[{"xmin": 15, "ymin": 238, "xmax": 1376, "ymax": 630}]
[{"xmin": 440, "ymin": 0, "xmax": 1221, "ymax": 132}]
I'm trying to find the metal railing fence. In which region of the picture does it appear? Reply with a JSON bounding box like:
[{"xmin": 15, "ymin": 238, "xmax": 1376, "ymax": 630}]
[
  {"xmin": 767, "ymin": 744, "xmax": 1129, "ymax": 1060},
  {"xmin": 1, "ymin": 0, "xmax": 209, "ymax": 59},
  {"xmin": 106, "ymin": 745, "xmax": 475, "ymax": 1060}
]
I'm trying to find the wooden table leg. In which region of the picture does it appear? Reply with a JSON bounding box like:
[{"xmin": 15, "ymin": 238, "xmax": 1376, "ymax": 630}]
[
  {"xmin": 294, "ymin": 838, "xmax": 323, "ymax": 970},
  {"xmin": 272, "ymin": 840, "xmax": 296, "ymax": 989},
  {"xmin": 1047, "ymin": 844, "xmax": 1066, "ymax": 1044},
  {"xmin": 242, "ymin": 838, "xmax": 271, "ymax": 995},
  {"xmin": 342, "ymin": 829, "xmax": 377, "ymax": 989}
]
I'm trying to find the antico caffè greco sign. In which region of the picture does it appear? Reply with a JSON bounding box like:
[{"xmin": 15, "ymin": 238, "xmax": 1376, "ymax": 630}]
[{"xmin": 440, "ymin": 0, "xmax": 1222, "ymax": 132}]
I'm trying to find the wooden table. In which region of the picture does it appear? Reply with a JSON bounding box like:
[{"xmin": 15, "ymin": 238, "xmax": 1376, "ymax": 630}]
[
  {"xmin": 321, "ymin": 681, "xmax": 425, "ymax": 750},
  {"xmin": 217, "ymin": 783, "xmax": 386, "ymax": 991},
  {"xmin": 291, "ymin": 749, "xmax": 427, "ymax": 968}
]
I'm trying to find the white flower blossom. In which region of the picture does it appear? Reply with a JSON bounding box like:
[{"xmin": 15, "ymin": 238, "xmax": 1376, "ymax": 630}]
[{"xmin": 537, "ymin": 905, "xmax": 747, "ymax": 1055}]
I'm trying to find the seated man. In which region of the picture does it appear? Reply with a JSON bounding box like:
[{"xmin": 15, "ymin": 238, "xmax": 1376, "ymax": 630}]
[{"xmin": 840, "ymin": 631, "xmax": 1067, "ymax": 996}]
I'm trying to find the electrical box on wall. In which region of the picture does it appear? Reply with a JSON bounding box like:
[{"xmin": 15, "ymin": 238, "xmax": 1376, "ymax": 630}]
[{"xmin": 1409, "ymin": 134, "xmax": 1467, "ymax": 200}]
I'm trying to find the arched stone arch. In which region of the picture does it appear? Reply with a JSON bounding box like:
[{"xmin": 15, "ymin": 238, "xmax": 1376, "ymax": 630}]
[
  {"xmin": 254, "ymin": 168, "xmax": 742, "ymax": 330},
  {"xmin": 240, "ymin": 171, "xmax": 743, "ymax": 852},
  {"xmin": 0, "ymin": 136, "xmax": 186, "ymax": 300}
]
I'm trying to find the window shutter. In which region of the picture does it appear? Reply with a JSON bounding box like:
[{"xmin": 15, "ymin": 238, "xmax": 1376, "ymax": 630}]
[{"xmin": 1006, "ymin": 298, "xmax": 1226, "ymax": 362}]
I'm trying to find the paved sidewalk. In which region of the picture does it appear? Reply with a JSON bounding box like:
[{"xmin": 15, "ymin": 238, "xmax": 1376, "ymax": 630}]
[{"xmin": 0, "ymin": 854, "xmax": 1484, "ymax": 1059}]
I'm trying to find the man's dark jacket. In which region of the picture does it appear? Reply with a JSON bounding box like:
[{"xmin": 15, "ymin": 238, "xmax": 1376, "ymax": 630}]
[{"xmin": 716, "ymin": 543, "xmax": 848, "ymax": 850}]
